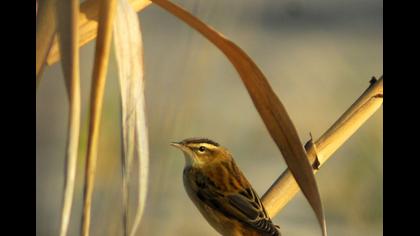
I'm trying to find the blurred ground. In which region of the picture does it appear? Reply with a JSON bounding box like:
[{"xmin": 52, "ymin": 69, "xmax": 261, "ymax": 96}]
[{"xmin": 36, "ymin": 0, "xmax": 383, "ymax": 235}]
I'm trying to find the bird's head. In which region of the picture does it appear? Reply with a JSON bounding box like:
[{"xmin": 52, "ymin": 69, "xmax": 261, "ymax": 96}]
[{"xmin": 171, "ymin": 138, "xmax": 230, "ymax": 167}]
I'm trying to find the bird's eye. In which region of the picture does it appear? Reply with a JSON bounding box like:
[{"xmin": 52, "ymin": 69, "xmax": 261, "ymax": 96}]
[{"xmin": 198, "ymin": 146, "xmax": 206, "ymax": 152}]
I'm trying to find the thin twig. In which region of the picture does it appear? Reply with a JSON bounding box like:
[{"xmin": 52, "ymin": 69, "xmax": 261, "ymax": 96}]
[{"xmin": 262, "ymin": 76, "xmax": 383, "ymax": 217}]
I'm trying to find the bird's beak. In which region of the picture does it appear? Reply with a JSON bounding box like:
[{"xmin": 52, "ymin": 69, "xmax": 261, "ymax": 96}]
[
  {"xmin": 171, "ymin": 141, "xmax": 196, "ymax": 165},
  {"xmin": 170, "ymin": 142, "xmax": 190, "ymax": 153},
  {"xmin": 170, "ymin": 142, "xmax": 182, "ymax": 148}
]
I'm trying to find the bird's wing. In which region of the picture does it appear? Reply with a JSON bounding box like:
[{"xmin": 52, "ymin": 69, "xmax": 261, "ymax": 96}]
[{"xmin": 197, "ymin": 184, "xmax": 280, "ymax": 236}]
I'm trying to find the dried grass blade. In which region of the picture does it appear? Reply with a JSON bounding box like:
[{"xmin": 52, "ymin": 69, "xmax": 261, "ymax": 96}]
[
  {"xmin": 36, "ymin": 0, "xmax": 57, "ymax": 86},
  {"xmin": 113, "ymin": 0, "xmax": 149, "ymax": 235},
  {"xmin": 55, "ymin": 0, "xmax": 81, "ymax": 235},
  {"xmin": 47, "ymin": 0, "xmax": 151, "ymax": 66},
  {"xmin": 150, "ymin": 0, "xmax": 327, "ymax": 235},
  {"xmin": 262, "ymin": 76, "xmax": 383, "ymax": 216},
  {"xmin": 81, "ymin": 0, "xmax": 117, "ymax": 235}
]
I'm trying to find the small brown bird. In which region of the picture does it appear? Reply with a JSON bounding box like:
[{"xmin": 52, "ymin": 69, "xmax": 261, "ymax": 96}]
[{"xmin": 171, "ymin": 138, "xmax": 281, "ymax": 236}]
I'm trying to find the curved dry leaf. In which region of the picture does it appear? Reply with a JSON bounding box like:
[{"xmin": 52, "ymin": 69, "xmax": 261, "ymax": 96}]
[
  {"xmin": 113, "ymin": 0, "xmax": 149, "ymax": 235},
  {"xmin": 150, "ymin": 0, "xmax": 327, "ymax": 235},
  {"xmin": 47, "ymin": 0, "xmax": 151, "ymax": 66},
  {"xmin": 81, "ymin": 0, "xmax": 118, "ymax": 235},
  {"xmin": 55, "ymin": 0, "xmax": 81, "ymax": 236}
]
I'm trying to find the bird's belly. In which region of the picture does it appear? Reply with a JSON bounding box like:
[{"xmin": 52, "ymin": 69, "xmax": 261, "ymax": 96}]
[
  {"xmin": 183, "ymin": 173, "xmax": 228, "ymax": 235},
  {"xmin": 183, "ymin": 173, "xmax": 259, "ymax": 236}
]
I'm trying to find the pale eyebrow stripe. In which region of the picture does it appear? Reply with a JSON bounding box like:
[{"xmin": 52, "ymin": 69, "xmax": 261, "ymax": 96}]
[
  {"xmin": 181, "ymin": 138, "xmax": 219, "ymax": 146},
  {"xmin": 189, "ymin": 143, "xmax": 217, "ymax": 149}
]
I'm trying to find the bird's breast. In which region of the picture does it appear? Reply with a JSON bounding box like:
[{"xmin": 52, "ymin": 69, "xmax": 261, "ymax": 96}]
[{"xmin": 182, "ymin": 167, "xmax": 243, "ymax": 235}]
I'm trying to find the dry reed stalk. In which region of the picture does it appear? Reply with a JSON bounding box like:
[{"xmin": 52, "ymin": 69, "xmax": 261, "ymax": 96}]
[
  {"xmin": 81, "ymin": 0, "xmax": 117, "ymax": 235},
  {"xmin": 262, "ymin": 76, "xmax": 383, "ymax": 217}
]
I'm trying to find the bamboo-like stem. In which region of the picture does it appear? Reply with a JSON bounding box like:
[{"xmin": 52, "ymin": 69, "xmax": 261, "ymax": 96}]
[
  {"xmin": 46, "ymin": 0, "xmax": 151, "ymax": 65},
  {"xmin": 81, "ymin": 0, "xmax": 117, "ymax": 235},
  {"xmin": 57, "ymin": 0, "xmax": 81, "ymax": 235},
  {"xmin": 262, "ymin": 76, "xmax": 383, "ymax": 217}
]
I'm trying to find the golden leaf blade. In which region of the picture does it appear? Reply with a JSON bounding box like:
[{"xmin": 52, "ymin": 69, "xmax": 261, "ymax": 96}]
[
  {"xmin": 113, "ymin": 0, "xmax": 149, "ymax": 235},
  {"xmin": 150, "ymin": 0, "xmax": 327, "ymax": 235},
  {"xmin": 47, "ymin": 0, "xmax": 151, "ymax": 66},
  {"xmin": 55, "ymin": 0, "xmax": 81, "ymax": 235},
  {"xmin": 262, "ymin": 77, "xmax": 383, "ymax": 216},
  {"xmin": 81, "ymin": 0, "xmax": 117, "ymax": 235}
]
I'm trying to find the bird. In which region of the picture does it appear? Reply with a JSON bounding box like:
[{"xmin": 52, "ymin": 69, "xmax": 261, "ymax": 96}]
[{"xmin": 171, "ymin": 137, "xmax": 281, "ymax": 236}]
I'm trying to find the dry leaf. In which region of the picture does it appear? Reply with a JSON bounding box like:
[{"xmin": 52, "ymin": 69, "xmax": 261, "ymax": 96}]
[
  {"xmin": 81, "ymin": 0, "xmax": 118, "ymax": 235},
  {"xmin": 55, "ymin": 0, "xmax": 81, "ymax": 236},
  {"xmin": 150, "ymin": 0, "xmax": 327, "ymax": 235},
  {"xmin": 47, "ymin": 0, "xmax": 151, "ymax": 66},
  {"xmin": 113, "ymin": 0, "xmax": 149, "ymax": 235}
]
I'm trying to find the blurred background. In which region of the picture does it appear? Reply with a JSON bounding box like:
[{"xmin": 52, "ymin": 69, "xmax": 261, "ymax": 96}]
[{"xmin": 36, "ymin": 0, "xmax": 383, "ymax": 235}]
